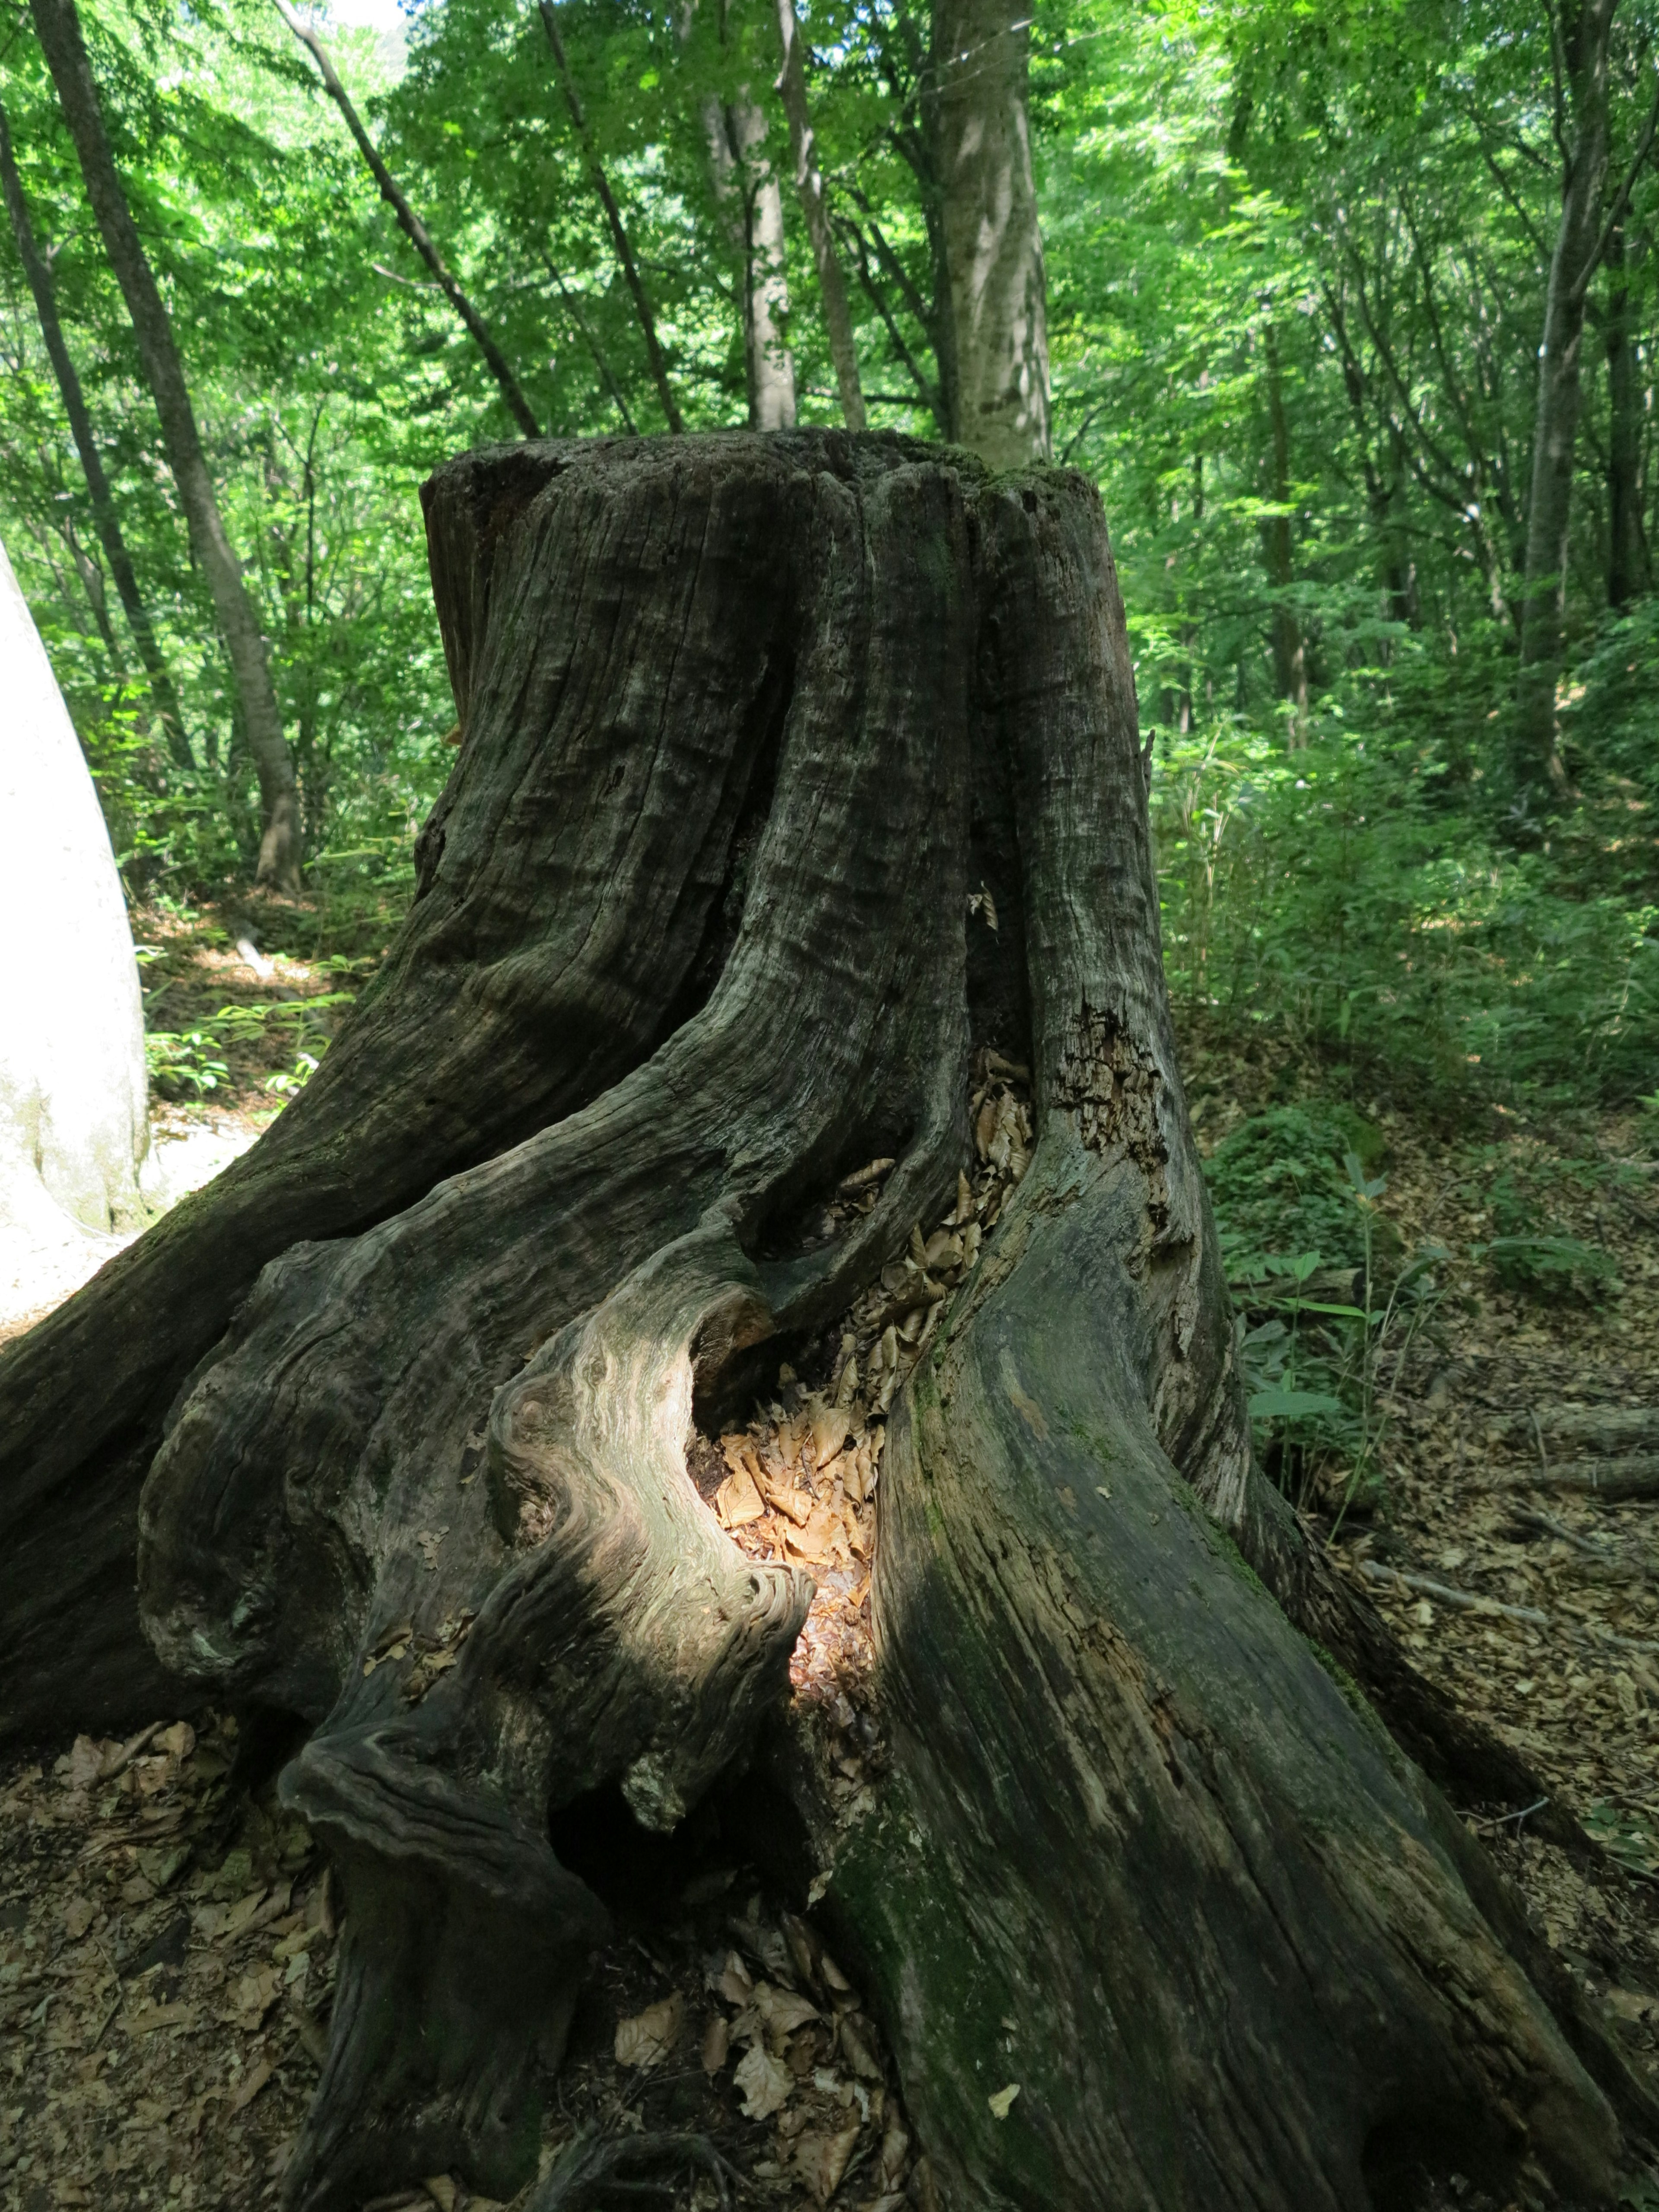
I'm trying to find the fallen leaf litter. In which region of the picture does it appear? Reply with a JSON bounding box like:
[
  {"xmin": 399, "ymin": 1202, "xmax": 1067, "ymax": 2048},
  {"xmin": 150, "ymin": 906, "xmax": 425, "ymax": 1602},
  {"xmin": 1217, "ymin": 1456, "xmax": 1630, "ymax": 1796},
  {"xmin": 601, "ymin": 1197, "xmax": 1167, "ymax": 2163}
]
[{"xmin": 0, "ymin": 1057, "xmax": 1036, "ymax": 2212}]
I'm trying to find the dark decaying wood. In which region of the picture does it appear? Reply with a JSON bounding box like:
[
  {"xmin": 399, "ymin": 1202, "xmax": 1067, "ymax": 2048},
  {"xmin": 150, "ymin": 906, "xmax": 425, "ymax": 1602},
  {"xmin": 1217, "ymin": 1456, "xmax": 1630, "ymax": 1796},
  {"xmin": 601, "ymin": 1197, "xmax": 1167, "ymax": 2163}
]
[{"xmin": 2, "ymin": 431, "xmax": 1653, "ymax": 2211}]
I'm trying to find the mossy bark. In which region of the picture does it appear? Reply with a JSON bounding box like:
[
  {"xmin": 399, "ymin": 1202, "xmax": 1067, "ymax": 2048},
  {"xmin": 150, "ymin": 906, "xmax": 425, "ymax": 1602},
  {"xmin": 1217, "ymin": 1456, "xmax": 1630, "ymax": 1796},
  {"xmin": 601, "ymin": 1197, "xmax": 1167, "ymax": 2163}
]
[{"xmin": 1, "ymin": 432, "xmax": 1649, "ymax": 2210}]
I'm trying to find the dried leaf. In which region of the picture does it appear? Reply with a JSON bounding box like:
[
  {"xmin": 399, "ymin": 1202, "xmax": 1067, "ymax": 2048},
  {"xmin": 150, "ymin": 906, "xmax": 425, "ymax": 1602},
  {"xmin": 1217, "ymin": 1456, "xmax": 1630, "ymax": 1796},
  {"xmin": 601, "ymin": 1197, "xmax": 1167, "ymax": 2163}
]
[
  {"xmin": 716, "ymin": 1463, "xmax": 767, "ymax": 1527},
  {"xmin": 793, "ymin": 2122, "xmax": 861, "ymax": 2202},
  {"xmin": 808, "ymin": 1395, "xmax": 849, "ymax": 1469},
  {"xmin": 156, "ymin": 1721, "xmax": 196, "ymax": 1761},
  {"xmin": 423, "ymin": 2178, "xmax": 460, "ymax": 2212},
  {"xmin": 614, "ymin": 1991, "xmax": 685, "ymax": 2069},
  {"xmin": 838, "ymin": 2011, "xmax": 884, "ymax": 2079},
  {"xmin": 759, "ymin": 1469, "xmax": 813, "ymax": 1527},
  {"xmin": 878, "ymin": 2116, "xmax": 911, "ymax": 2187},
  {"xmin": 838, "ymin": 1157, "xmax": 895, "ymax": 1195},
  {"xmin": 129, "ymin": 1999, "xmax": 200, "ymax": 2037},
  {"xmin": 988, "ymin": 2082, "xmax": 1021, "ymax": 2120},
  {"xmin": 66, "ymin": 1735, "xmax": 104, "ymax": 1789},
  {"xmin": 753, "ymin": 1982, "xmax": 820, "ymax": 2045},
  {"xmin": 62, "ymin": 1897, "xmax": 95, "ymax": 1941},
  {"xmin": 229, "ymin": 2058, "xmax": 273, "ymax": 2113},
  {"xmin": 733, "ymin": 2038, "xmax": 792, "ymax": 2120},
  {"xmin": 226, "ymin": 1964, "xmax": 282, "ymax": 2027},
  {"xmin": 974, "ymin": 1097, "xmax": 999, "ymax": 1160},
  {"xmin": 702, "ymin": 2012, "xmax": 731, "ymax": 2074}
]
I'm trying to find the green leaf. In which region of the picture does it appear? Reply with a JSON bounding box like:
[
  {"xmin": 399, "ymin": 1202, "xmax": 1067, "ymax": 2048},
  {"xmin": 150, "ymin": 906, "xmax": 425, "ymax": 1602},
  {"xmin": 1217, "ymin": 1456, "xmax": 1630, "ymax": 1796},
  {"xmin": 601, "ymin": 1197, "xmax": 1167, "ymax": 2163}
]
[{"xmin": 1248, "ymin": 1388, "xmax": 1346, "ymax": 1420}]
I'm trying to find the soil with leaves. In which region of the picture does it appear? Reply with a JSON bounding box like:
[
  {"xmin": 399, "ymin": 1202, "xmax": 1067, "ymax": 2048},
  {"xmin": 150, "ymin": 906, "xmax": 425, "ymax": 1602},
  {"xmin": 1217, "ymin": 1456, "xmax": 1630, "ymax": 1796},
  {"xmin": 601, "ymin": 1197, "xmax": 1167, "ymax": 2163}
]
[{"xmin": 4, "ymin": 960, "xmax": 1659, "ymax": 2208}]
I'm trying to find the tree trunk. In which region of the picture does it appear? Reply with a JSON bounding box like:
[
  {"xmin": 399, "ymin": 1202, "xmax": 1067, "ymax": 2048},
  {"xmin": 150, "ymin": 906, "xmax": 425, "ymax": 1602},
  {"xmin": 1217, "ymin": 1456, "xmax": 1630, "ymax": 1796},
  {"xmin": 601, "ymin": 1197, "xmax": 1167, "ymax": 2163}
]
[
  {"xmin": 1263, "ymin": 321, "xmax": 1309, "ymax": 741},
  {"xmin": 773, "ymin": 0, "xmax": 866, "ymax": 430},
  {"xmin": 29, "ymin": 0, "xmax": 301, "ymax": 888},
  {"xmin": 700, "ymin": 91, "xmax": 798, "ymax": 429},
  {"xmin": 0, "ymin": 96, "xmax": 192, "ymax": 769},
  {"xmin": 930, "ymin": 0, "xmax": 1051, "ymax": 466},
  {"xmin": 1516, "ymin": 0, "xmax": 1618, "ymax": 798},
  {"xmin": 276, "ymin": 1, "xmax": 541, "ymax": 442},
  {"xmin": 0, "ymin": 532, "xmax": 147, "ymax": 1286},
  {"xmin": 1605, "ymin": 218, "xmax": 1650, "ymax": 608},
  {"xmin": 2, "ymin": 433, "xmax": 1652, "ymax": 2212}
]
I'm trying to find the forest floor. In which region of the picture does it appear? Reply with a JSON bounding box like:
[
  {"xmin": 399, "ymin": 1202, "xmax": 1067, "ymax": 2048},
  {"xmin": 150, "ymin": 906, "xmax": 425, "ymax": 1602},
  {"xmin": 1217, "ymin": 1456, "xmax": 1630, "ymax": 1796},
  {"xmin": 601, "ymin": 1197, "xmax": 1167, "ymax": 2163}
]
[{"xmin": 2, "ymin": 896, "xmax": 1658, "ymax": 2212}]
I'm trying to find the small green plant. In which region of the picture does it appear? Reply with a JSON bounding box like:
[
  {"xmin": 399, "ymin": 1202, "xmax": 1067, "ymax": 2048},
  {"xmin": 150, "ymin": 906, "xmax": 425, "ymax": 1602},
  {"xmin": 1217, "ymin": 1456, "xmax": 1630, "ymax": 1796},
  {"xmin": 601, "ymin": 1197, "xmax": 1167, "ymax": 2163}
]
[
  {"xmin": 1215, "ymin": 1121, "xmax": 1447, "ymax": 1516},
  {"xmin": 143, "ymin": 993, "xmax": 353, "ymax": 1106},
  {"xmin": 145, "ymin": 1030, "xmax": 231, "ymax": 1098},
  {"xmin": 265, "ymin": 1049, "xmax": 322, "ymax": 1098},
  {"xmin": 1475, "ymin": 1164, "xmax": 1618, "ymax": 1299},
  {"xmin": 1585, "ymin": 1800, "xmax": 1659, "ymax": 1880}
]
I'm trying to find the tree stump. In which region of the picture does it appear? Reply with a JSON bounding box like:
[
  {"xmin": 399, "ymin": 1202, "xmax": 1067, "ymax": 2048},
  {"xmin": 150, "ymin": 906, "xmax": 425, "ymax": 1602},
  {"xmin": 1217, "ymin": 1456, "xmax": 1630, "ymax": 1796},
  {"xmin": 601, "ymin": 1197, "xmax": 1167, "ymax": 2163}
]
[{"xmin": 1, "ymin": 432, "xmax": 1652, "ymax": 2209}]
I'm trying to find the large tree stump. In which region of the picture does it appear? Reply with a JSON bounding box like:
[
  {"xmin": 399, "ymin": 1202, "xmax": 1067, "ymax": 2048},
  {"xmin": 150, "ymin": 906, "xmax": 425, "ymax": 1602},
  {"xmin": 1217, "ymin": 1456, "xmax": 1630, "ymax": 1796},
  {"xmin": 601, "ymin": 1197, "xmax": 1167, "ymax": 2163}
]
[{"xmin": 1, "ymin": 432, "xmax": 1653, "ymax": 2210}]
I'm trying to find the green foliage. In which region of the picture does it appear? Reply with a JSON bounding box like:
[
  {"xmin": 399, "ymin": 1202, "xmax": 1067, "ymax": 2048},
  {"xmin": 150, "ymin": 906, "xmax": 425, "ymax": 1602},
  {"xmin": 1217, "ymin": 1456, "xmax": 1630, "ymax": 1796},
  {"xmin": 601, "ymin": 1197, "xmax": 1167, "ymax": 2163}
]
[
  {"xmin": 144, "ymin": 1027, "xmax": 230, "ymax": 1097},
  {"xmin": 1207, "ymin": 1110, "xmax": 1446, "ymax": 1512},
  {"xmin": 1152, "ymin": 685, "xmax": 1659, "ymax": 1116},
  {"xmin": 144, "ymin": 990, "xmax": 353, "ymax": 1100},
  {"xmin": 1205, "ymin": 1105, "xmax": 1386, "ymax": 1276},
  {"xmin": 1473, "ymin": 1162, "xmax": 1619, "ymax": 1300}
]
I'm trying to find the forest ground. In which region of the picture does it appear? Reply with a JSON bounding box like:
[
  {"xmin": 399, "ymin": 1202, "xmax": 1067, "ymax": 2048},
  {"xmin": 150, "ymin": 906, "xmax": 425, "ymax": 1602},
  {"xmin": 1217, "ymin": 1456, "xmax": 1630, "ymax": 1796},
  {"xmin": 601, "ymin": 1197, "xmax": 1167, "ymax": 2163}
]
[{"xmin": 1, "ymin": 892, "xmax": 1657, "ymax": 2212}]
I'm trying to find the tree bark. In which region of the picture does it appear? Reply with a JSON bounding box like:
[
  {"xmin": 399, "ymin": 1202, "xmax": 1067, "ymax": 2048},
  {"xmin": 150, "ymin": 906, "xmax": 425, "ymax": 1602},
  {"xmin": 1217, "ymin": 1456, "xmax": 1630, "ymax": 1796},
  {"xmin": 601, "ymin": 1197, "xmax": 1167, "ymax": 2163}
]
[
  {"xmin": 699, "ymin": 91, "xmax": 798, "ymax": 429},
  {"xmin": 0, "ymin": 98, "xmax": 192, "ymax": 769},
  {"xmin": 29, "ymin": 0, "xmax": 301, "ymax": 888},
  {"xmin": 773, "ymin": 0, "xmax": 866, "ymax": 430},
  {"xmin": 2, "ymin": 433, "xmax": 1652, "ymax": 2212},
  {"xmin": 1605, "ymin": 217, "xmax": 1650, "ymax": 607},
  {"xmin": 275, "ymin": 1, "xmax": 541, "ymax": 442},
  {"xmin": 1515, "ymin": 0, "xmax": 1619, "ymax": 797},
  {"xmin": 929, "ymin": 0, "xmax": 1051, "ymax": 466}
]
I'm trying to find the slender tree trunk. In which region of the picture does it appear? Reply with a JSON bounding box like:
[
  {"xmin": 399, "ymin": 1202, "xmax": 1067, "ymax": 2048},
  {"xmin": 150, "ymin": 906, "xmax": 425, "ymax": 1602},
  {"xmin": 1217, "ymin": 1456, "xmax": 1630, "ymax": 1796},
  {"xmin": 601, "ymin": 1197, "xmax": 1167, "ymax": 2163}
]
[
  {"xmin": 700, "ymin": 92, "xmax": 797, "ymax": 429},
  {"xmin": 29, "ymin": 0, "xmax": 300, "ymax": 887},
  {"xmin": 3, "ymin": 432, "xmax": 1655, "ymax": 2212},
  {"xmin": 929, "ymin": 0, "xmax": 1050, "ymax": 466},
  {"xmin": 0, "ymin": 97, "xmax": 192, "ymax": 768},
  {"xmin": 538, "ymin": 0, "xmax": 684, "ymax": 435},
  {"xmin": 1262, "ymin": 323, "xmax": 1308, "ymax": 741},
  {"xmin": 1605, "ymin": 217, "xmax": 1650, "ymax": 607},
  {"xmin": 1516, "ymin": 0, "xmax": 1618, "ymax": 795},
  {"xmin": 275, "ymin": 2, "xmax": 540, "ymax": 442},
  {"xmin": 773, "ymin": 0, "xmax": 865, "ymax": 429}
]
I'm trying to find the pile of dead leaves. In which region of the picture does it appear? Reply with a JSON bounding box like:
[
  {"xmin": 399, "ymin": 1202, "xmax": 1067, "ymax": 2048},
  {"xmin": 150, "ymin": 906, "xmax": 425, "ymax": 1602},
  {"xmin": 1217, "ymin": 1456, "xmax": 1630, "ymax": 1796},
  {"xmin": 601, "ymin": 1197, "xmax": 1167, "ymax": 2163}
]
[{"xmin": 0, "ymin": 1712, "xmax": 332, "ymax": 2209}]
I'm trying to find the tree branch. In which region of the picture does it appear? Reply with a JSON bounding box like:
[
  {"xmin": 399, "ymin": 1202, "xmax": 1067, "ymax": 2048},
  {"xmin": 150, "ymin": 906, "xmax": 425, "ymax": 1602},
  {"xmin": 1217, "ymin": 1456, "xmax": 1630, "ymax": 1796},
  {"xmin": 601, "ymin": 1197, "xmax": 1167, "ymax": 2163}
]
[
  {"xmin": 536, "ymin": 0, "xmax": 683, "ymax": 434},
  {"xmin": 273, "ymin": 0, "xmax": 540, "ymax": 439},
  {"xmin": 1573, "ymin": 65, "xmax": 1659, "ymax": 305}
]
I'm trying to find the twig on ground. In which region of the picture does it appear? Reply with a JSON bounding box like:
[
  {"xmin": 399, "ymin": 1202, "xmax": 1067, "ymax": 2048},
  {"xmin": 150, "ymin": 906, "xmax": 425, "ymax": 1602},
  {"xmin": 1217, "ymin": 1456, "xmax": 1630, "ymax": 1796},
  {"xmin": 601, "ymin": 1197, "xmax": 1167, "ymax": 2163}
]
[
  {"xmin": 1472, "ymin": 1458, "xmax": 1659, "ymax": 1501},
  {"xmin": 1507, "ymin": 1506, "xmax": 1618, "ymax": 1559},
  {"xmin": 1471, "ymin": 1796, "xmax": 1550, "ymax": 1831},
  {"xmin": 1357, "ymin": 1557, "xmax": 1549, "ymax": 1624}
]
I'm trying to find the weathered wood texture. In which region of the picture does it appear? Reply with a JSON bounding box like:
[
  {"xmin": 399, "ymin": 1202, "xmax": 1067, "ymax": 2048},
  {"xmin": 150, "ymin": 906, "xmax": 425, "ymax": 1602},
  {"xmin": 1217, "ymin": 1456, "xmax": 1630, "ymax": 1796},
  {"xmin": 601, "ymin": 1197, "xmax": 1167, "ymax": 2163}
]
[{"xmin": 2, "ymin": 433, "xmax": 1650, "ymax": 2211}]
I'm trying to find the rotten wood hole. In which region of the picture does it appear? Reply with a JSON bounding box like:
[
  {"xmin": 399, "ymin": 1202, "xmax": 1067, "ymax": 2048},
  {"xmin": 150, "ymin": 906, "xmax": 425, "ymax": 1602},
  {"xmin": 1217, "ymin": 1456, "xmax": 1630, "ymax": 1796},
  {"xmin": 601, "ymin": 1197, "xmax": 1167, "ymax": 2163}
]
[{"xmin": 3, "ymin": 431, "xmax": 1657, "ymax": 2212}]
